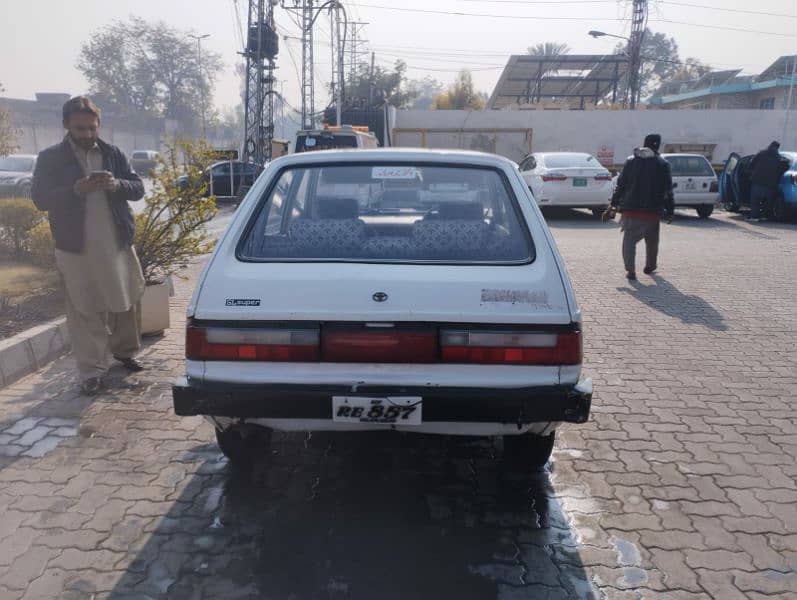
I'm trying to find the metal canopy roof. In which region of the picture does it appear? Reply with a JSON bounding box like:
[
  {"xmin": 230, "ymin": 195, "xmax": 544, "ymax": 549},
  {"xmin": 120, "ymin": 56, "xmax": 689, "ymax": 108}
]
[
  {"xmin": 487, "ymin": 54, "xmax": 629, "ymax": 109},
  {"xmin": 758, "ymin": 55, "xmax": 797, "ymax": 82}
]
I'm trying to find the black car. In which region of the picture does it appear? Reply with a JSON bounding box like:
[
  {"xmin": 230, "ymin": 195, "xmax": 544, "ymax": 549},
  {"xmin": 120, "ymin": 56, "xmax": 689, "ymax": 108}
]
[
  {"xmin": 0, "ymin": 154, "xmax": 37, "ymax": 198},
  {"xmin": 178, "ymin": 160, "xmax": 260, "ymax": 198}
]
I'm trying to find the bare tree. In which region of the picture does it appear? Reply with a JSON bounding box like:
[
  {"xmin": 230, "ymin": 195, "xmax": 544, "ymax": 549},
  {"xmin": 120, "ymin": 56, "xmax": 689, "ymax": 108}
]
[{"xmin": 0, "ymin": 83, "xmax": 18, "ymax": 156}]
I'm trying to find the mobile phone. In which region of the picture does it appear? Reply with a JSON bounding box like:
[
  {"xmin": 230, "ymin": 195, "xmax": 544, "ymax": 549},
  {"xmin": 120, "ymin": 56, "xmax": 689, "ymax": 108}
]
[{"xmin": 89, "ymin": 170, "xmax": 111, "ymax": 179}]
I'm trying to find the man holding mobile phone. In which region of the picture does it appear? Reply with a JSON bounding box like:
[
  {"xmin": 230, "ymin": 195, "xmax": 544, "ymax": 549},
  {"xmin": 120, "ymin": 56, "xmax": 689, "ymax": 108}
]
[{"xmin": 31, "ymin": 96, "xmax": 146, "ymax": 395}]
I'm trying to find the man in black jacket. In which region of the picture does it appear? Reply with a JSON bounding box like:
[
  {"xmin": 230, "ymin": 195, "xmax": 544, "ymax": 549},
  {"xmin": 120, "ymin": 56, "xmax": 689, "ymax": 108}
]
[
  {"xmin": 31, "ymin": 97, "xmax": 146, "ymax": 395},
  {"xmin": 607, "ymin": 133, "xmax": 674, "ymax": 281},
  {"xmin": 748, "ymin": 141, "xmax": 789, "ymax": 222}
]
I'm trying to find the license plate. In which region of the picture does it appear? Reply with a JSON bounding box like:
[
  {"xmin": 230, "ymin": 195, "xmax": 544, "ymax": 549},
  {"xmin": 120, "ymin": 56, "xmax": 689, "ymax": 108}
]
[
  {"xmin": 332, "ymin": 396, "xmax": 422, "ymax": 425},
  {"xmin": 572, "ymin": 178, "xmax": 587, "ymax": 187},
  {"xmin": 684, "ymin": 182, "xmax": 697, "ymax": 191}
]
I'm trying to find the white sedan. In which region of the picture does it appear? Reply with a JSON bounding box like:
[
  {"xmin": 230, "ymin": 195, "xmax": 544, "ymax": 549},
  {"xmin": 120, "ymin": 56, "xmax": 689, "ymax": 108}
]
[
  {"xmin": 519, "ymin": 152, "xmax": 613, "ymax": 216},
  {"xmin": 173, "ymin": 149, "xmax": 592, "ymax": 470},
  {"xmin": 661, "ymin": 153, "xmax": 718, "ymax": 219}
]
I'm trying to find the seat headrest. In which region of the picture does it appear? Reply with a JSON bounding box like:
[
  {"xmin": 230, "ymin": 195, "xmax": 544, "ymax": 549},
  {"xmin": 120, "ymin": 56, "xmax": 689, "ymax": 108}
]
[
  {"xmin": 427, "ymin": 202, "xmax": 484, "ymax": 220},
  {"xmin": 317, "ymin": 197, "xmax": 359, "ymax": 219}
]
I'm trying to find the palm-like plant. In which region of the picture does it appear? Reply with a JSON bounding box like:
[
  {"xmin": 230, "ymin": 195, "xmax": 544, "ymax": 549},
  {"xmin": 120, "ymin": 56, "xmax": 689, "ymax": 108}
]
[{"xmin": 527, "ymin": 42, "xmax": 570, "ymax": 57}]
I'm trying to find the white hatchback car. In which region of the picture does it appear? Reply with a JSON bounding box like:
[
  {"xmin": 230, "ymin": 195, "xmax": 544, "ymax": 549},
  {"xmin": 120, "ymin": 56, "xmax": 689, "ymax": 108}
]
[
  {"xmin": 660, "ymin": 153, "xmax": 718, "ymax": 218},
  {"xmin": 173, "ymin": 149, "xmax": 592, "ymax": 469},
  {"xmin": 519, "ymin": 152, "xmax": 613, "ymax": 216}
]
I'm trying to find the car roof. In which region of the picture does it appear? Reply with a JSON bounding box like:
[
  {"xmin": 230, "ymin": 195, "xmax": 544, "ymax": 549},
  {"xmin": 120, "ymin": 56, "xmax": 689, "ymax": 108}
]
[
  {"xmin": 273, "ymin": 148, "xmax": 518, "ymax": 169},
  {"xmin": 661, "ymin": 153, "xmax": 710, "ymax": 159},
  {"xmin": 534, "ymin": 152, "xmax": 593, "ymax": 157}
]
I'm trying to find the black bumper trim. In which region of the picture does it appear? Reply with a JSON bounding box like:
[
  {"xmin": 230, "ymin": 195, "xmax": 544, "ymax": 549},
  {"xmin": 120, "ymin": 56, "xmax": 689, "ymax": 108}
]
[{"xmin": 172, "ymin": 378, "xmax": 592, "ymax": 425}]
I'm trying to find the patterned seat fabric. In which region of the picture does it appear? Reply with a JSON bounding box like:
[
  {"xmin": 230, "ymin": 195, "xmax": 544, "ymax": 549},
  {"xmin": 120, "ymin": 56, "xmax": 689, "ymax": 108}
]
[
  {"xmin": 412, "ymin": 220, "xmax": 489, "ymax": 260},
  {"xmin": 361, "ymin": 236, "xmax": 416, "ymax": 259},
  {"xmin": 289, "ymin": 219, "xmax": 366, "ymax": 257}
]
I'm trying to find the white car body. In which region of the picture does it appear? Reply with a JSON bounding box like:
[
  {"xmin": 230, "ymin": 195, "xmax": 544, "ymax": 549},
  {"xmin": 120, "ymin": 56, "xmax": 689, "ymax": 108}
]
[
  {"xmin": 173, "ymin": 149, "xmax": 591, "ymax": 457},
  {"xmin": 661, "ymin": 153, "xmax": 718, "ymax": 216},
  {"xmin": 518, "ymin": 152, "xmax": 613, "ymax": 211}
]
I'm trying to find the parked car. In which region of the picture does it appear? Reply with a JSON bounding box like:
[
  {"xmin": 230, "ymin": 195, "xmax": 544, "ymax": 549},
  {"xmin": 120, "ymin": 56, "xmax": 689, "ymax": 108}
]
[
  {"xmin": 660, "ymin": 153, "xmax": 718, "ymax": 219},
  {"xmin": 0, "ymin": 154, "xmax": 37, "ymax": 198},
  {"xmin": 518, "ymin": 152, "xmax": 613, "ymax": 216},
  {"xmin": 130, "ymin": 150, "xmax": 160, "ymax": 176},
  {"xmin": 172, "ymin": 149, "xmax": 592, "ymax": 469},
  {"xmin": 177, "ymin": 160, "xmax": 260, "ymax": 198},
  {"xmin": 719, "ymin": 151, "xmax": 797, "ymax": 221}
]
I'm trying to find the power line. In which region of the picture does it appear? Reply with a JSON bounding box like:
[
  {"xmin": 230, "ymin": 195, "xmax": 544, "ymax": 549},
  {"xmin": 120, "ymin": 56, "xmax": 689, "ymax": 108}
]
[
  {"xmin": 660, "ymin": 1, "xmax": 797, "ymax": 19},
  {"xmin": 653, "ymin": 18, "xmax": 797, "ymax": 37},
  {"xmin": 348, "ymin": 2, "xmax": 626, "ymax": 20}
]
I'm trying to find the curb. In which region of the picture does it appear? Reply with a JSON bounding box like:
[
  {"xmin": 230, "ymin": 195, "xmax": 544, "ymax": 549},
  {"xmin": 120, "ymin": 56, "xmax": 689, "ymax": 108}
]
[{"xmin": 0, "ymin": 317, "xmax": 70, "ymax": 389}]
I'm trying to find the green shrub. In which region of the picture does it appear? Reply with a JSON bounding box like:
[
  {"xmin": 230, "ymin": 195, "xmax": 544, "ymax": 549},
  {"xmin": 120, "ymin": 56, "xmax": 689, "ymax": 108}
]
[
  {"xmin": 133, "ymin": 138, "xmax": 218, "ymax": 283},
  {"xmin": 0, "ymin": 198, "xmax": 43, "ymax": 258},
  {"xmin": 27, "ymin": 220, "xmax": 55, "ymax": 268}
]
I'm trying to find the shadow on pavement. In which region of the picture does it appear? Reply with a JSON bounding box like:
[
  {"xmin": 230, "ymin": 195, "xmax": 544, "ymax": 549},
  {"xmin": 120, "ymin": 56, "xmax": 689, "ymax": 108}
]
[
  {"xmin": 541, "ymin": 207, "xmax": 613, "ymax": 230},
  {"xmin": 107, "ymin": 432, "xmax": 594, "ymax": 599},
  {"xmin": 619, "ymin": 274, "xmax": 728, "ymax": 331}
]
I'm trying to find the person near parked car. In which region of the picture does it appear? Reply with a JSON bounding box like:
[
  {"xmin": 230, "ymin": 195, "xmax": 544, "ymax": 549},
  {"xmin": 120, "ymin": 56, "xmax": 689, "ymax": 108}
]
[
  {"xmin": 748, "ymin": 141, "xmax": 790, "ymax": 222},
  {"xmin": 605, "ymin": 133, "xmax": 674, "ymax": 281},
  {"xmin": 31, "ymin": 96, "xmax": 147, "ymax": 395}
]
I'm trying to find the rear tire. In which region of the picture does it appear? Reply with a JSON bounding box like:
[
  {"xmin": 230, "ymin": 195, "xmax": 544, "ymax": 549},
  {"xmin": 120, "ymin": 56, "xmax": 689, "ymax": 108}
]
[
  {"xmin": 216, "ymin": 425, "xmax": 272, "ymax": 467},
  {"xmin": 696, "ymin": 205, "xmax": 714, "ymax": 219},
  {"xmin": 503, "ymin": 431, "xmax": 555, "ymax": 470}
]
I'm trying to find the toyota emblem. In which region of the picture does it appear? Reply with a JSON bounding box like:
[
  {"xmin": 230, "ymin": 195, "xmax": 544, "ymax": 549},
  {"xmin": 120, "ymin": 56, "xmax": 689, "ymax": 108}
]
[{"xmin": 372, "ymin": 292, "xmax": 389, "ymax": 303}]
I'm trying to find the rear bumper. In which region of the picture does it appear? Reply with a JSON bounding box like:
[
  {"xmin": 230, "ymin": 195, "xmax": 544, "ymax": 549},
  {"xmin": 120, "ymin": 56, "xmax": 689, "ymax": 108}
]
[{"xmin": 172, "ymin": 377, "xmax": 592, "ymax": 425}]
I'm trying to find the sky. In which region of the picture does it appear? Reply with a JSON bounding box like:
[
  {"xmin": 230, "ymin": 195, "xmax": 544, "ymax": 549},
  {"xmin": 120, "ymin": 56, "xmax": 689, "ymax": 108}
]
[{"xmin": 1, "ymin": 0, "xmax": 796, "ymax": 113}]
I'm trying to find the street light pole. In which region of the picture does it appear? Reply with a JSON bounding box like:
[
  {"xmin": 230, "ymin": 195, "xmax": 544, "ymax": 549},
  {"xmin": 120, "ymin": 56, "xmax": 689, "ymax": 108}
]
[
  {"xmin": 189, "ymin": 33, "xmax": 211, "ymax": 138},
  {"xmin": 588, "ymin": 29, "xmax": 643, "ymax": 109}
]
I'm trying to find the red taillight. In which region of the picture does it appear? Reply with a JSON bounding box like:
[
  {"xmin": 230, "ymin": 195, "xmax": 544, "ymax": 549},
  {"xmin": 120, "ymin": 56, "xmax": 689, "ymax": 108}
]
[
  {"xmin": 186, "ymin": 325, "xmax": 320, "ymax": 361},
  {"xmin": 710, "ymin": 181, "xmax": 718, "ymax": 192},
  {"xmin": 322, "ymin": 328, "xmax": 437, "ymax": 363},
  {"xmin": 542, "ymin": 174, "xmax": 567, "ymax": 182},
  {"xmin": 594, "ymin": 174, "xmax": 613, "ymax": 181},
  {"xmin": 439, "ymin": 329, "xmax": 582, "ymax": 365}
]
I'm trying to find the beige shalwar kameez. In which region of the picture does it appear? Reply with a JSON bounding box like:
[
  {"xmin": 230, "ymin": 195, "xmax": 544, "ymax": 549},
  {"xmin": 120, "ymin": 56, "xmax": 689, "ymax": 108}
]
[{"xmin": 56, "ymin": 139, "xmax": 146, "ymax": 381}]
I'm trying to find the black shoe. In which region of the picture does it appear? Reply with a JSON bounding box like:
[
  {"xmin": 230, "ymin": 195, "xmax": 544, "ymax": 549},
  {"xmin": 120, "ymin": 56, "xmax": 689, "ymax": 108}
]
[
  {"xmin": 114, "ymin": 356, "xmax": 145, "ymax": 372},
  {"xmin": 626, "ymin": 271, "xmax": 637, "ymax": 281},
  {"xmin": 81, "ymin": 377, "xmax": 102, "ymax": 395},
  {"xmin": 643, "ymin": 265, "xmax": 657, "ymax": 275}
]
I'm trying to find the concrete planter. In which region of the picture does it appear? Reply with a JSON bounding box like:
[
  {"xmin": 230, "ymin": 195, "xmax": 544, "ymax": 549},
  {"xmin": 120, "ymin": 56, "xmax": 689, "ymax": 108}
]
[{"xmin": 140, "ymin": 279, "xmax": 171, "ymax": 336}]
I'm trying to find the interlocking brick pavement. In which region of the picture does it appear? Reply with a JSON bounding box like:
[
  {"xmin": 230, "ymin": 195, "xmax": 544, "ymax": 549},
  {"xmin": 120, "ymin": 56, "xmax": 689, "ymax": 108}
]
[{"xmin": 0, "ymin": 208, "xmax": 795, "ymax": 599}]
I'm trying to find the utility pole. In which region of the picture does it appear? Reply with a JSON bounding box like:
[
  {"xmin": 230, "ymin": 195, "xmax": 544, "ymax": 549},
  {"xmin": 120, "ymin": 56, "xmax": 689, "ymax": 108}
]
[
  {"xmin": 335, "ymin": 5, "xmax": 345, "ymax": 125},
  {"xmin": 188, "ymin": 33, "xmax": 210, "ymax": 138},
  {"xmin": 242, "ymin": 0, "xmax": 278, "ymax": 166},
  {"xmin": 285, "ymin": 1, "xmax": 348, "ymax": 130},
  {"xmin": 369, "ymin": 51, "xmax": 375, "ymax": 106},
  {"xmin": 783, "ymin": 56, "xmax": 797, "ymax": 146},
  {"xmin": 346, "ymin": 21, "xmax": 369, "ymax": 96},
  {"xmin": 626, "ymin": 0, "xmax": 648, "ymax": 110}
]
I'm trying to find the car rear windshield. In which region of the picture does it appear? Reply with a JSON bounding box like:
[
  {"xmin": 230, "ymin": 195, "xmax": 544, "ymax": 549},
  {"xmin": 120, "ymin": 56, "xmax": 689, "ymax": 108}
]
[
  {"xmin": 295, "ymin": 134, "xmax": 358, "ymax": 153},
  {"xmin": 238, "ymin": 163, "xmax": 534, "ymax": 264},
  {"xmin": 665, "ymin": 156, "xmax": 715, "ymax": 177},
  {"xmin": 543, "ymin": 154, "xmax": 598, "ymax": 169}
]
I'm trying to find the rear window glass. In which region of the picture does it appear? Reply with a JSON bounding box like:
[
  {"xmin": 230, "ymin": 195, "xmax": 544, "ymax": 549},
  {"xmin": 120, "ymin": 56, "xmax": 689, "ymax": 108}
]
[
  {"xmin": 665, "ymin": 156, "xmax": 715, "ymax": 177},
  {"xmin": 296, "ymin": 134, "xmax": 358, "ymax": 153},
  {"xmin": 132, "ymin": 152, "xmax": 149, "ymax": 159},
  {"xmin": 543, "ymin": 154, "xmax": 598, "ymax": 169},
  {"xmin": 238, "ymin": 164, "xmax": 533, "ymax": 264}
]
